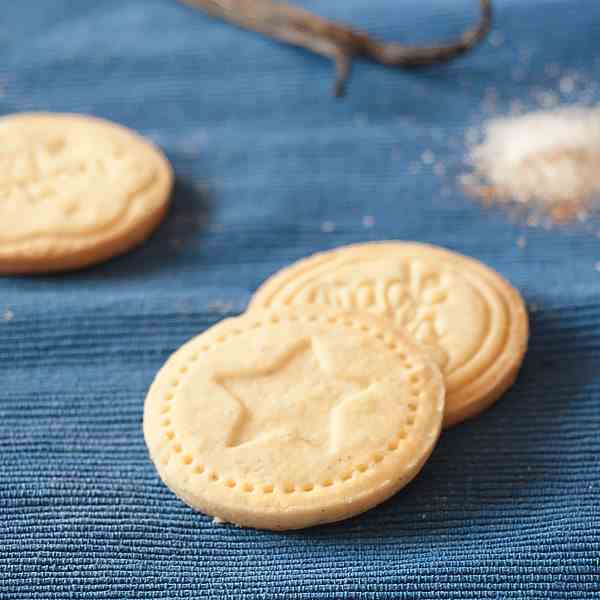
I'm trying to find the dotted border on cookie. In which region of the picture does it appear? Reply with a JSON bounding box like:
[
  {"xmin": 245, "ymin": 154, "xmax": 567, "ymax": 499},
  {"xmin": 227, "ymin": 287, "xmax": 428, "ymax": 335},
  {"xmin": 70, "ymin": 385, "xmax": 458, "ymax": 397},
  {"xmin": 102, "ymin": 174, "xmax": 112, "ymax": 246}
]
[{"xmin": 157, "ymin": 312, "xmax": 427, "ymax": 495}]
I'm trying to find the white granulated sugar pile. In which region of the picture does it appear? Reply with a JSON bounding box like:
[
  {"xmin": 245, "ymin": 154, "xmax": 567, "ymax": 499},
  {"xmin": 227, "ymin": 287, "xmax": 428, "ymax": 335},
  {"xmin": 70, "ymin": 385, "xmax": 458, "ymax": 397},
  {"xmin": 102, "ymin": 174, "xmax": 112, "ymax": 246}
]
[{"xmin": 464, "ymin": 106, "xmax": 600, "ymax": 223}]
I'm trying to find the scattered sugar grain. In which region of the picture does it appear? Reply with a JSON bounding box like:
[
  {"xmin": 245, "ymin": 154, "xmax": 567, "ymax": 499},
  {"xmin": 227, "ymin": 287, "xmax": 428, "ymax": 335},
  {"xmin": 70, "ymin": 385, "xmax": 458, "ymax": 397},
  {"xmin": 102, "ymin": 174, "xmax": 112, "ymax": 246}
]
[
  {"xmin": 353, "ymin": 113, "xmax": 368, "ymax": 127},
  {"xmin": 537, "ymin": 92, "xmax": 559, "ymax": 109},
  {"xmin": 175, "ymin": 128, "xmax": 209, "ymax": 157},
  {"xmin": 3, "ymin": 309, "xmax": 13, "ymax": 321},
  {"xmin": 518, "ymin": 47, "xmax": 533, "ymax": 63},
  {"xmin": 421, "ymin": 150, "xmax": 435, "ymax": 165},
  {"xmin": 489, "ymin": 32, "xmax": 504, "ymax": 47},
  {"xmin": 433, "ymin": 162, "xmax": 446, "ymax": 177},
  {"xmin": 465, "ymin": 128, "xmax": 480, "ymax": 146},
  {"xmin": 482, "ymin": 88, "xmax": 498, "ymax": 113},
  {"xmin": 465, "ymin": 106, "xmax": 600, "ymax": 223},
  {"xmin": 391, "ymin": 146, "xmax": 403, "ymax": 160},
  {"xmin": 545, "ymin": 63, "xmax": 561, "ymax": 78},
  {"xmin": 431, "ymin": 128, "xmax": 444, "ymax": 142},
  {"xmin": 362, "ymin": 215, "xmax": 375, "ymax": 228},
  {"xmin": 408, "ymin": 162, "xmax": 421, "ymax": 175},
  {"xmin": 321, "ymin": 221, "xmax": 336, "ymax": 233},
  {"xmin": 510, "ymin": 100, "xmax": 525, "ymax": 116},
  {"xmin": 560, "ymin": 76, "xmax": 576, "ymax": 95},
  {"xmin": 511, "ymin": 67, "xmax": 526, "ymax": 83}
]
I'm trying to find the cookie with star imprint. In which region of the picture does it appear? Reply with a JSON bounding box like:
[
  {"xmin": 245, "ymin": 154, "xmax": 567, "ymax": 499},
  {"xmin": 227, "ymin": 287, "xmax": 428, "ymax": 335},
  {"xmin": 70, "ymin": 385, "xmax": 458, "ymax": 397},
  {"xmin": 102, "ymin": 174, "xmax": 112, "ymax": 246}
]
[
  {"xmin": 144, "ymin": 307, "xmax": 445, "ymax": 530},
  {"xmin": 250, "ymin": 242, "xmax": 529, "ymax": 428},
  {"xmin": 0, "ymin": 112, "xmax": 172, "ymax": 274}
]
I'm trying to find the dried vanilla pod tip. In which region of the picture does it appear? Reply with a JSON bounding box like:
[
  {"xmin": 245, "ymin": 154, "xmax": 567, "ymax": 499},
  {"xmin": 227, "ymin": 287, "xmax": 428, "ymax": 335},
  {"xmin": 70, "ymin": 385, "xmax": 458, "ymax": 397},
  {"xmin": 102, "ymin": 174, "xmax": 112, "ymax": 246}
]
[{"xmin": 180, "ymin": 0, "xmax": 492, "ymax": 96}]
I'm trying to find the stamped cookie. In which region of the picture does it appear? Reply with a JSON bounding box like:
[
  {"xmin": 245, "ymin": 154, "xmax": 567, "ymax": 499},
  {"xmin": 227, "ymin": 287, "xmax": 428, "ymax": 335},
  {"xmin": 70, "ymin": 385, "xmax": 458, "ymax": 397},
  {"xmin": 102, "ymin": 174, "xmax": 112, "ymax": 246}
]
[
  {"xmin": 0, "ymin": 112, "xmax": 172, "ymax": 274},
  {"xmin": 144, "ymin": 307, "xmax": 444, "ymax": 530},
  {"xmin": 251, "ymin": 242, "xmax": 529, "ymax": 428}
]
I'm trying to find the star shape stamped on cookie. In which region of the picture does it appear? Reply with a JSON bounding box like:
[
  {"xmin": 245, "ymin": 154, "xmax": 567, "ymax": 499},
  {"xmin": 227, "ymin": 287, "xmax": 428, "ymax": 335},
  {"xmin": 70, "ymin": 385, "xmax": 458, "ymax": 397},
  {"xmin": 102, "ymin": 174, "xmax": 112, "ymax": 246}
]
[{"xmin": 216, "ymin": 338, "xmax": 375, "ymax": 452}]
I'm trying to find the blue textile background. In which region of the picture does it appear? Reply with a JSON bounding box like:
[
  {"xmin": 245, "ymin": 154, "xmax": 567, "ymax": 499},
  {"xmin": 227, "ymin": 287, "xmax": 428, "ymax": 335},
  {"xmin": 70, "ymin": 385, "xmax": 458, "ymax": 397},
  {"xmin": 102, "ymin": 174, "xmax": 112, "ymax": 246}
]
[{"xmin": 1, "ymin": 1, "xmax": 599, "ymax": 598}]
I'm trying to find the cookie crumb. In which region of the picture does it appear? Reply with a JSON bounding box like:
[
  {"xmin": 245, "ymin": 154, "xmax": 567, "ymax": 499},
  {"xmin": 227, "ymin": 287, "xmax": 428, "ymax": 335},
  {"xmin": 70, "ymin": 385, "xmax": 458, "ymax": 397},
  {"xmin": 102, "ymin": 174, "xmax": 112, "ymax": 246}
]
[
  {"xmin": 212, "ymin": 516, "xmax": 226, "ymax": 525},
  {"xmin": 207, "ymin": 300, "xmax": 234, "ymax": 315},
  {"xmin": 516, "ymin": 236, "xmax": 527, "ymax": 249}
]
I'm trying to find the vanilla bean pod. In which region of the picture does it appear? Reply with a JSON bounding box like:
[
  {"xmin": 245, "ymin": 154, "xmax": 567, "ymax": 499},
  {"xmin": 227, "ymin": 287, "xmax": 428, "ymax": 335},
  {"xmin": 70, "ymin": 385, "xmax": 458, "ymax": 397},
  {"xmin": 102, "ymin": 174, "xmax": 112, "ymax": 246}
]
[{"xmin": 180, "ymin": 0, "xmax": 492, "ymax": 96}]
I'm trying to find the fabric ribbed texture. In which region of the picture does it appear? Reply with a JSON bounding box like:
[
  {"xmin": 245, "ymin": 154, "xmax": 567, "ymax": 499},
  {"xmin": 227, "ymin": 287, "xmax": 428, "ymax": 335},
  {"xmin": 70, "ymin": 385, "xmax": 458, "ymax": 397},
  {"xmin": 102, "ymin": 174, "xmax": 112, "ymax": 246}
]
[{"xmin": 1, "ymin": 1, "xmax": 599, "ymax": 598}]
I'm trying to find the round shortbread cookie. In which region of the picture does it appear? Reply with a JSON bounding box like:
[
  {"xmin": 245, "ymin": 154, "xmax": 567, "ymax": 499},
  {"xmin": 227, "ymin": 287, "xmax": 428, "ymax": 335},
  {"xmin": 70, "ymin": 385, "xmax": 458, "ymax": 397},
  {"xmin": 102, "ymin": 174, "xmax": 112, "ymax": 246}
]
[
  {"xmin": 0, "ymin": 112, "xmax": 173, "ymax": 274},
  {"xmin": 144, "ymin": 307, "xmax": 445, "ymax": 530},
  {"xmin": 250, "ymin": 242, "xmax": 529, "ymax": 428}
]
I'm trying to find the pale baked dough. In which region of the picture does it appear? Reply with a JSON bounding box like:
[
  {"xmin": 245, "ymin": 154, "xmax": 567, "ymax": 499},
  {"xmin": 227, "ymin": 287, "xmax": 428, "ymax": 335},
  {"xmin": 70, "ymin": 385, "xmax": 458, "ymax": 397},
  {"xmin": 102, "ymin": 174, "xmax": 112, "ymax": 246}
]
[
  {"xmin": 0, "ymin": 112, "xmax": 172, "ymax": 274},
  {"xmin": 144, "ymin": 307, "xmax": 445, "ymax": 530},
  {"xmin": 250, "ymin": 242, "xmax": 529, "ymax": 428}
]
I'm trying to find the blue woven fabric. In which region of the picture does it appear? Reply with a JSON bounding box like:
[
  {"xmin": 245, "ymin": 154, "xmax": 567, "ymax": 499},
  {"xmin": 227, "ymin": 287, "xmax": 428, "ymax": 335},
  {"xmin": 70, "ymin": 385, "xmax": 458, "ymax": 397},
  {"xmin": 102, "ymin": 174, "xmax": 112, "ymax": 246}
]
[{"xmin": 1, "ymin": 1, "xmax": 599, "ymax": 598}]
